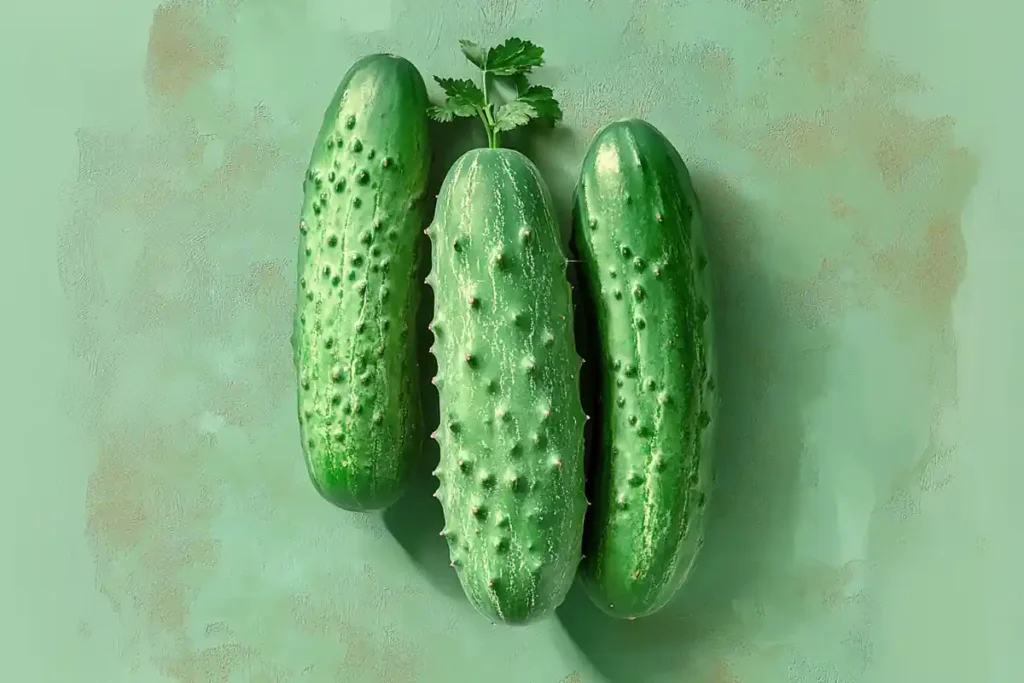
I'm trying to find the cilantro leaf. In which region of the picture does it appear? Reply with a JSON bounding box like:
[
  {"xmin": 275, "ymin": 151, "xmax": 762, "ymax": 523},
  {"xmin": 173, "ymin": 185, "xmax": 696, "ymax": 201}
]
[
  {"xmin": 428, "ymin": 100, "xmax": 473, "ymax": 123},
  {"xmin": 426, "ymin": 105, "xmax": 453, "ymax": 123},
  {"xmin": 493, "ymin": 100, "xmax": 538, "ymax": 132},
  {"xmin": 433, "ymin": 77, "xmax": 486, "ymax": 108},
  {"xmin": 459, "ymin": 39, "xmax": 488, "ymax": 70},
  {"xmin": 485, "ymin": 37, "xmax": 545, "ymax": 76},
  {"xmin": 428, "ymin": 76, "xmax": 485, "ymax": 122},
  {"xmin": 508, "ymin": 73, "xmax": 530, "ymax": 95},
  {"xmin": 517, "ymin": 85, "xmax": 563, "ymax": 123},
  {"xmin": 432, "ymin": 37, "xmax": 560, "ymax": 146}
]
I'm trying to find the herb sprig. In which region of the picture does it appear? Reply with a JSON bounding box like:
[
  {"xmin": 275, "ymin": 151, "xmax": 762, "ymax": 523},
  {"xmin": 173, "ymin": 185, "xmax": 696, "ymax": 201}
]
[{"xmin": 428, "ymin": 38, "xmax": 563, "ymax": 149}]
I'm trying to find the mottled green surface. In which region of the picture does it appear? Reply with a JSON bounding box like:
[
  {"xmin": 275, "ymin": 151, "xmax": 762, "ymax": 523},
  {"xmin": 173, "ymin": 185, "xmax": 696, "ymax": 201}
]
[
  {"xmin": 3, "ymin": 0, "xmax": 1020, "ymax": 681},
  {"xmin": 294, "ymin": 53, "xmax": 430, "ymax": 511},
  {"xmin": 574, "ymin": 119, "xmax": 717, "ymax": 620},
  {"xmin": 429, "ymin": 148, "xmax": 586, "ymax": 625}
]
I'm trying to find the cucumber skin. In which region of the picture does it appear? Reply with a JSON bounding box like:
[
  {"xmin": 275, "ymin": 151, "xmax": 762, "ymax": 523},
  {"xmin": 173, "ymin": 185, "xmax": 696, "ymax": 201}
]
[
  {"xmin": 572, "ymin": 119, "xmax": 718, "ymax": 619},
  {"xmin": 292, "ymin": 54, "xmax": 431, "ymax": 511},
  {"xmin": 427, "ymin": 148, "xmax": 587, "ymax": 625}
]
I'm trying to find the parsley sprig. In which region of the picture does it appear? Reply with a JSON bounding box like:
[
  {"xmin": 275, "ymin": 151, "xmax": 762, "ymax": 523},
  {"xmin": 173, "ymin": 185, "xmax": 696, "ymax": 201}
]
[{"xmin": 428, "ymin": 38, "xmax": 563, "ymax": 149}]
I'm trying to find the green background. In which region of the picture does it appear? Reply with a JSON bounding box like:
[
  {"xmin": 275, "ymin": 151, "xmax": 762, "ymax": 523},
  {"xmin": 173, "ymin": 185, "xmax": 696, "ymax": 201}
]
[{"xmin": 2, "ymin": 0, "xmax": 1019, "ymax": 681}]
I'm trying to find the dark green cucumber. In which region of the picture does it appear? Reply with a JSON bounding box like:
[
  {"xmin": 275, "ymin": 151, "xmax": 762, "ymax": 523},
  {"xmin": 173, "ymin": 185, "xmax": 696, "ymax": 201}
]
[
  {"xmin": 292, "ymin": 54, "xmax": 431, "ymax": 511},
  {"xmin": 573, "ymin": 119, "xmax": 718, "ymax": 619},
  {"xmin": 428, "ymin": 148, "xmax": 587, "ymax": 625}
]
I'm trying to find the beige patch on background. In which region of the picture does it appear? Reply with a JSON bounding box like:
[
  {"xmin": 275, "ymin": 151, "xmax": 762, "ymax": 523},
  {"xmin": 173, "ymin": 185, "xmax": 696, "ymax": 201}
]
[
  {"xmin": 700, "ymin": 0, "xmax": 974, "ymax": 662},
  {"xmin": 61, "ymin": 0, "xmax": 424, "ymax": 680},
  {"xmin": 146, "ymin": 0, "xmax": 228, "ymax": 100},
  {"xmin": 705, "ymin": 659, "xmax": 741, "ymax": 683},
  {"xmin": 685, "ymin": 0, "xmax": 976, "ymax": 351},
  {"xmin": 708, "ymin": 0, "xmax": 975, "ymax": 620}
]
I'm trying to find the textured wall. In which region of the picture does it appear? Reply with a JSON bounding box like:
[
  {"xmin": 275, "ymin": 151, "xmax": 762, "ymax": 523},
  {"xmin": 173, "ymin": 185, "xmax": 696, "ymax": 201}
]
[{"xmin": 3, "ymin": 0, "xmax": 1019, "ymax": 681}]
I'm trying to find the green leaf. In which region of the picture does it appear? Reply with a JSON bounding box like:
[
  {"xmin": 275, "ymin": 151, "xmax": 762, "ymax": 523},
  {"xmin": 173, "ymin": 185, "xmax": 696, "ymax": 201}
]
[
  {"xmin": 459, "ymin": 39, "xmax": 488, "ymax": 69},
  {"xmin": 510, "ymin": 73, "xmax": 530, "ymax": 95},
  {"xmin": 433, "ymin": 76, "xmax": 486, "ymax": 108},
  {"xmin": 486, "ymin": 37, "xmax": 545, "ymax": 76},
  {"xmin": 427, "ymin": 101, "xmax": 468, "ymax": 123},
  {"xmin": 427, "ymin": 105, "xmax": 452, "ymax": 123},
  {"xmin": 428, "ymin": 97, "xmax": 480, "ymax": 122},
  {"xmin": 517, "ymin": 85, "xmax": 563, "ymax": 123},
  {"xmin": 432, "ymin": 38, "xmax": 560, "ymax": 144},
  {"xmin": 493, "ymin": 100, "xmax": 538, "ymax": 132},
  {"xmin": 429, "ymin": 76, "xmax": 485, "ymax": 122}
]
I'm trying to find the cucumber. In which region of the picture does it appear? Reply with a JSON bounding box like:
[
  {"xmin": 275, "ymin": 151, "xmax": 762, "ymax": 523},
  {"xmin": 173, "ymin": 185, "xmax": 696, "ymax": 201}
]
[
  {"xmin": 428, "ymin": 148, "xmax": 587, "ymax": 625},
  {"xmin": 572, "ymin": 119, "xmax": 718, "ymax": 619},
  {"xmin": 292, "ymin": 54, "xmax": 431, "ymax": 511}
]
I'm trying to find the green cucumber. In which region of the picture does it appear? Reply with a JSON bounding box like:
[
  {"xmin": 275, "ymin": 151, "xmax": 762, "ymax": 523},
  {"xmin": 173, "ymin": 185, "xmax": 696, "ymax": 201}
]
[
  {"xmin": 292, "ymin": 54, "xmax": 431, "ymax": 511},
  {"xmin": 428, "ymin": 148, "xmax": 587, "ymax": 625},
  {"xmin": 572, "ymin": 118, "xmax": 718, "ymax": 619}
]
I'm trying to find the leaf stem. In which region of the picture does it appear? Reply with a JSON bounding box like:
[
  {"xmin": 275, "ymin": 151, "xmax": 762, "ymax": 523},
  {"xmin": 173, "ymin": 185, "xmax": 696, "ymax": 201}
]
[
  {"xmin": 485, "ymin": 108, "xmax": 499, "ymax": 149},
  {"xmin": 477, "ymin": 110, "xmax": 493, "ymax": 149},
  {"xmin": 480, "ymin": 70, "xmax": 499, "ymax": 149}
]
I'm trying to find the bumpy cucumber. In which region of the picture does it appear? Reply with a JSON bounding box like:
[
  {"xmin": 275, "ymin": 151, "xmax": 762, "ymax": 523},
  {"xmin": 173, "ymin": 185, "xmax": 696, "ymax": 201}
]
[
  {"xmin": 572, "ymin": 119, "xmax": 718, "ymax": 619},
  {"xmin": 428, "ymin": 148, "xmax": 587, "ymax": 625},
  {"xmin": 292, "ymin": 54, "xmax": 431, "ymax": 511}
]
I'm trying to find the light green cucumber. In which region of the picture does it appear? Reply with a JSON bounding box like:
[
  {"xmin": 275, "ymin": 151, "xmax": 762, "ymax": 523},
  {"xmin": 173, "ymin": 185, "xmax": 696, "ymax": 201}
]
[
  {"xmin": 425, "ymin": 35, "xmax": 583, "ymax": 625},
  {"xmin": 292, "ymin": 54, "xmax": 431, "ymax": 511},
  {"xmin": 428, "ymin": 148, "xmax": 587, "ymax": 625},
  {"xmin": 573, "ymin": 118, "xmax": 718, "ymax": 619}
]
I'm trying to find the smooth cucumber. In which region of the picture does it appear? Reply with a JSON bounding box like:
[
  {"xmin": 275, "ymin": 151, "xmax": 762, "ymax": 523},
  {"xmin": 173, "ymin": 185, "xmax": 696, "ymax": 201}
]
[
  {"xmin": 292, "ymin": 54, "xmax": 431, "ymax": 511},
  {"xmin": 428, "ymin": 148, "xmax": 587, "ymax": 625},
  {"xmin": 572, "ymin": 119, "xmax": 718, "ymax": 619}
]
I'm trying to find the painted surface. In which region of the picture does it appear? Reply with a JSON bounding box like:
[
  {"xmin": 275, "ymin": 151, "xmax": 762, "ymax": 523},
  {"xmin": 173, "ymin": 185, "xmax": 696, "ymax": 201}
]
[{"xmin": 1, "ymin": 0, "xmax": 1020, "ymax": 681}]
